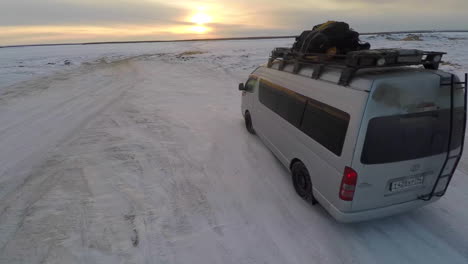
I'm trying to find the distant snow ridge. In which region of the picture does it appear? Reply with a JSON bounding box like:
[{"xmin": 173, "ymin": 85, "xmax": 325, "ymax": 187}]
[{"xmin": 0, "ymin": 32, "xmax": 467, "ymax": 90}]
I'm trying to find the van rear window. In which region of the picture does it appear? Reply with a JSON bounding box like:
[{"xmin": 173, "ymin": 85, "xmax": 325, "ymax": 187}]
[{"xmin": 361, "ymin": 108, "xmax": 464, "ymax": 164}]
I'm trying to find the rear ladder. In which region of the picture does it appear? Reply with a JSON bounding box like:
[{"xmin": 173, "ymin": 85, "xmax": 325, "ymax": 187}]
[{"xmin": 419, "ymin": 73, "xmax": 468, "ymax": 201}]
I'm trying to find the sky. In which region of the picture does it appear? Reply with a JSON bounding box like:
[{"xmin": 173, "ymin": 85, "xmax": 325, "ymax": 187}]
[{"xmin": 1, "ymin": 0, "xmax": 467, "ymax": 46}]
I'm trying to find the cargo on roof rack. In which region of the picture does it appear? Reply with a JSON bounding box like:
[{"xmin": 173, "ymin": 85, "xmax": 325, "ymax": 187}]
[{"xmin": 266, "ymin": 47, "xmax": 446, "ymax": 86}]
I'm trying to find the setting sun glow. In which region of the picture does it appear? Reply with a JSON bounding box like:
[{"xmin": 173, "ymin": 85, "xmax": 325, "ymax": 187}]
[
  {"xmin": 190, "ymin": 12, "xmax": 212, "ymax": 25},
  {"xmin": 1, "ymin": 0, "xmax": 466, "ymax": 46},
  {"xmin": 190, "ymin": 25, "xmax": 209, "ymax": 33},
  {"xmin": 187, "ymin": 7, "xmax": 212, "ymax": 34}
]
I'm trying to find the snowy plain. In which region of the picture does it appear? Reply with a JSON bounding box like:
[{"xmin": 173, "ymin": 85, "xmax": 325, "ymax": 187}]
[{"xmin": 0, "ymin": 32, "xmax": 467, "ymax": 263}]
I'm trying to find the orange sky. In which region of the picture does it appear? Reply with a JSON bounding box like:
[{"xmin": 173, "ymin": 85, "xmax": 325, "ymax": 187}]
[{"xmin": 1, "ymin": 0, "xmax": 467, "ymax": 46}]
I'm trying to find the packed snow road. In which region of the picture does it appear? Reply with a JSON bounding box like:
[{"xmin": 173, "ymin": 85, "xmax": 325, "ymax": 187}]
[{"xmin": 1, "ymin": 40, "xmax": 468, "ymax": 263}]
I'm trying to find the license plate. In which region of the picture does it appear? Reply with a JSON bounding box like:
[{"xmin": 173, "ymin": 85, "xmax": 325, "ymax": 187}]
[{"xmin": 390, "ymin": 175, "xmax": 424, "ymax": 191}]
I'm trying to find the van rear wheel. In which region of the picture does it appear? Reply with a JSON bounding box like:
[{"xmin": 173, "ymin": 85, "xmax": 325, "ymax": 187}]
[
  {"xmin": 244, "ymin": 111, "xmax": 255, "ymax": 134},
  {"xmin": 291, "ymin": 161, "xmax": 317, "ymax": 205}
]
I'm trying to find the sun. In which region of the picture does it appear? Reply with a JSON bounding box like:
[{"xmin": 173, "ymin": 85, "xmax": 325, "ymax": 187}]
[
  {"xmin": 190, "ymin": 7, "xmax": 212, "ymax": 25},
  {"xmin": 183, "ymin": 7, "xmax": 213, "ymax": 34},
  {"xmin": 190, "ymin": 12, "xmax": 212, "ymax": 25}
]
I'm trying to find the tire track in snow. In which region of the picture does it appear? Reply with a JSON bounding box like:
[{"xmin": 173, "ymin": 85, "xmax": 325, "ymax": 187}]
[{"xmin": 0, "ymin": 58, "xmax": 141, "ymax": 260}]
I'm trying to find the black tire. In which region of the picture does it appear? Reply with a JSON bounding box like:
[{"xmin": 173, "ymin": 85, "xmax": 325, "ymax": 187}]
[
  {"xmin": 291, "ymin": 161, "xmax": 318, "ymax": 205},
  {"xmin": 244, "ymin": 111, "xmax": 255, "ymax": 134}
]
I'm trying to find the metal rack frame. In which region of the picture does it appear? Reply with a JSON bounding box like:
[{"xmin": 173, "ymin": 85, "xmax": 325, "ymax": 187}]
[{"xmin": 267, "ymin": 48, "xmax": 446, "ymax": 86}]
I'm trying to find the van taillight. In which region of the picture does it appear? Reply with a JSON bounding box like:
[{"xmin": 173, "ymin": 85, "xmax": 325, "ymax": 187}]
[{"xmin": 339, "ymin": 166, "xmax": 358, "ymax": 201}]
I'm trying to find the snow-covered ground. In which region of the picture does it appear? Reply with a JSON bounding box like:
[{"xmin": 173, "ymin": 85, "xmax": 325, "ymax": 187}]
[
  {"xmin": 0, "ymin": 33, "xmax": 467, "ymax": 263},
  {"xmin": 1, "ymin": 32, "xmax": 466, "ymax": 89}
]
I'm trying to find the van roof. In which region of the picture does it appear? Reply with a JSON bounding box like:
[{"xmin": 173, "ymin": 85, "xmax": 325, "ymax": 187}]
[{"xmin": 255, "ymin": 63, "xmax": 450, "ymax": 92}]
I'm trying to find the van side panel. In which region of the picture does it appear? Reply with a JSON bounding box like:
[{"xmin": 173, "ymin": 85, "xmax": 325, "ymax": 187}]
[
  {"xmin": 246, "ymin": 66, "xmax": 464, "ymax": 221},
  {"xmin": 252, "ymin": 67, "xmax": 369, "ymax": 211}
]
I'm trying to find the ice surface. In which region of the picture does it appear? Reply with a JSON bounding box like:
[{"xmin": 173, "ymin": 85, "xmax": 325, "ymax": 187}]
[{"xmin": 0, "ymin": 33, "xmax": 467, "ymax": 263}]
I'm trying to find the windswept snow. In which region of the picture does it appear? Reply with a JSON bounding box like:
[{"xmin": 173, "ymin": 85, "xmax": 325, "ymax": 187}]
[{"xmin": 0, "ymin": 33, "xmax": 468, "ymax": 263}]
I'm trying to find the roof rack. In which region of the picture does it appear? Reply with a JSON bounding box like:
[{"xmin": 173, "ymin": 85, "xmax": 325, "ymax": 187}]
[{"xmin": 266, "ymin": 48, "xmax": 446, "ymax": 86}]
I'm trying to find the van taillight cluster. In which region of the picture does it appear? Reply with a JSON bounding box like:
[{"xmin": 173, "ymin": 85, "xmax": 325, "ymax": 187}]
[{"xmin": 339, "ymin": 167, "xmax": 358, "ymax": 201}]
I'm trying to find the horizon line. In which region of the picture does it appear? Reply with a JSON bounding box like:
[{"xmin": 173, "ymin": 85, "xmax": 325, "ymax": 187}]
[{"xmin": 1, "ymin": 29, "xmax": 468, "ymax": 49}]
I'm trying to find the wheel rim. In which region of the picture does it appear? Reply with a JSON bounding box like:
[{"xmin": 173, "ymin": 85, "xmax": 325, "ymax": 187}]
[
  {"xmin": 297, "ymin": 172, "xmax": 307, "ymax": 190},
  {"xmin": 294, "ymin": 169, "xmax": 309, "ymax": 197}
]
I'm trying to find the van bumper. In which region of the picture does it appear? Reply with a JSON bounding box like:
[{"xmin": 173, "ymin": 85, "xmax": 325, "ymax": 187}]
[{"xmin": 327, "ymin": 198, "xmax": 440, "ymax": 223}]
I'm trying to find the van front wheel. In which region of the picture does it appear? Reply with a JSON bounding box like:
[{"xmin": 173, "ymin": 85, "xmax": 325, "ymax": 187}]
[
  {"xmin": 291, "ymin": 161, "xmax": 317, "ymax": 205},
  {"xmin": 244, "ymin": 111, "xmax": 255, "ymax": 134}
]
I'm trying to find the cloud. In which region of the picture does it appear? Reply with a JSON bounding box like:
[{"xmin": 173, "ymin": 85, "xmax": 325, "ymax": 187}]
[
  {"xmin": 251, "ymin": 1, "xmax": 468, "ymax": 32},
  {"xmin": 0, "ymin": 0, "xmax": 186, "ymax": 26},
  {"xmin": 1, "ymin": 0, "xmax": 467, "ymax": 45}
]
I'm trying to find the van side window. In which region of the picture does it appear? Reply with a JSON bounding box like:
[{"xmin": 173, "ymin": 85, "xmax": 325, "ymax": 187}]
[
  {"xmin": 259, "ymin": 81, "xmax": 278, "ymax": 109},
  {"xmin": 300, "ymin": 99, "xmax": 350, "ymax": 156},
  {"xmin": 277, "ymin": 88, "xmax": 307, "ymax": 127},
  {"xmin": 258, "ymin": 79, "xmax": 350, "ymax": 156},
  {"xmin": 245, "ymin": 78, "xmax": 257, "ymax": 92},
  {"xmin": 259, "ymin": 81, "xmax": 307, "ymax": 127}
]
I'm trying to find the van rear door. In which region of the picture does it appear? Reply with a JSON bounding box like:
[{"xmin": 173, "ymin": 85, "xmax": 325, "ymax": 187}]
[{"xmin": 350, "ymin": 72, "xmax": 464, "ymax": 211}]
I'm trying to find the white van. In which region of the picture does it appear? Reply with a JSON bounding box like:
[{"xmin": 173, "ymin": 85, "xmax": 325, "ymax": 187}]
[{"xmin": 239, "ymin": 49, "xmax": 467, "ymax": 222}]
